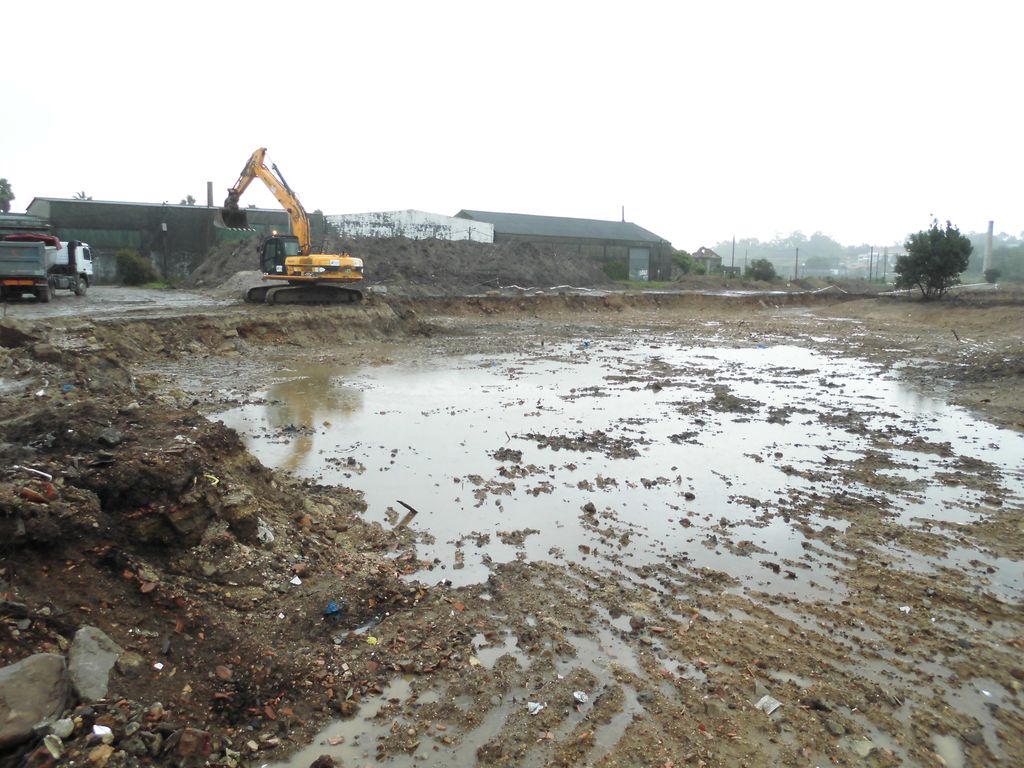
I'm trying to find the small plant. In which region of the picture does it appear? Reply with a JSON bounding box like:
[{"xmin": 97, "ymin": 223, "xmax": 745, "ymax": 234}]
[
  {"xmin": 116, "ymin": 249, "xmax": 159, "ymax": 286},
  {"xmin": 984, "ymin": 268, "xmax": 1001, "ymax": 284}
]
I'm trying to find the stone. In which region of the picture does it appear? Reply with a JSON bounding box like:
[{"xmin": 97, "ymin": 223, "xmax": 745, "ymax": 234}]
[
  {"xmin": 121, "ymin": 735, "xmax": 149, "ymax": 756},
  {"xmin": 68, "ymin": 626, "xmax": 123, "ymax": 702},
  {"xmin": 175, "ymin": 728, "xmax": 212, "ymax": 760},
  {"xmin": 0, "ymin": 653, "xmax": 68, "ymax": 749},
  {"xmin": 141, "ymin": 730, "xmax": 163, "ymax": 756},
  {"xmin": 825, "ymin": 718, "xmax": 845, "ymax": 736},
  {"xmin": 31, "ymin": 343, "xmax": 63, "ymax": 363},
  {"xmin": 115, "ymin": 652, "xmax": 146, "ymax": 678},
  {"xmin": 961, "ymin": 730, "xmax": 984, "ymax": 747},
  {"xmin": 51, "ymin": 718, "xmax": 75, "ymax": 739},
  {"xmin": 88, "ymin": 744, "xmax": 114, "ymax": 767},
  {"xmin": 95, "ymin": 428, "xmax": 124, "ymax": 448}
]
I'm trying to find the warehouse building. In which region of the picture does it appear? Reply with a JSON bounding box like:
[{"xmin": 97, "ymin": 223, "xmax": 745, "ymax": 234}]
[{"xmin": 455, "ymin": 210, "xmax": 673, "ymax": 281}]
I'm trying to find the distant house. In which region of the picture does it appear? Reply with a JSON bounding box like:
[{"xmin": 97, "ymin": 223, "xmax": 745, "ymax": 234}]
[
  {"xmin": 456, "ymin": 210, "xmax": 673, "ymax": 281},
  {"xmin": 692, "ymin": 246, "xmax": 723, "ymax": 274}
]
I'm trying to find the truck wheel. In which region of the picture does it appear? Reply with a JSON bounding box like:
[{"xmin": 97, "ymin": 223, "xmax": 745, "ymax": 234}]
[
  {"xmin": 38, "ymin": 284, "xmax": 53, "ymax": 303},
  {"xmin": 74, "ymin": 277, "xmax": 88, "ymax": 296}
]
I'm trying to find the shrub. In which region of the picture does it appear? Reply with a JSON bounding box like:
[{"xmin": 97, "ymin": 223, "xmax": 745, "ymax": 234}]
[
  {"xmin": 116, "ymin": 249, "xmax": 159, "ymax": 286},
  {"xmin": 984, "ymin": 268, "xmax": 1001, "ymax": 284}
]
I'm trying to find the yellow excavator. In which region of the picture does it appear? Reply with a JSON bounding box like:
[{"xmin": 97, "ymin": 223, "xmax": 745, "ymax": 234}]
[{"xmin": 219, "ymin": 147, "xmax": 363, "ymax": 304}]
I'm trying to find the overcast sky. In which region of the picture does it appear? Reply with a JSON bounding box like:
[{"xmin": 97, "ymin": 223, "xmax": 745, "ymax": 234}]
[{"xmin": 4, "ymin": 1, "xmax": 1020, "ymax": 249}]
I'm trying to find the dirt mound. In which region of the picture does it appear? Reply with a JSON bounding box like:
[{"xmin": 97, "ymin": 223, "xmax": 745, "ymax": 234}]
[
  {"xmin": 183, "ymin": 239, "xmax": 259, "ymax": 289},
  {"xmin": 184, "ymin": 235, "xmax": 614, "ymax": 296}
]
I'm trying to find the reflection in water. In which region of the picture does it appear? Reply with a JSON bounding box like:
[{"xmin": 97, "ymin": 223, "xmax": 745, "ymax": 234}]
[{"xmin": 262, "ymin": 364, "xmax": 364, "ymax": 472}]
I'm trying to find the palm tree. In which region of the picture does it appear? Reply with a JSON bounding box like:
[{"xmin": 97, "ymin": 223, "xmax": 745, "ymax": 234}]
[
  {"xmin": 0, "ymin": 178, "xmax": 13, "ymax": 214},
  {"xmin": 73, "ymin": 191, "xmax": 93, "ymax": 200}
]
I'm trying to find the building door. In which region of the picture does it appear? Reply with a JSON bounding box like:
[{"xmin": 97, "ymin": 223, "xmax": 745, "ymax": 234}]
[{"xmin": 628, "ymin": 248, "xmax": 650, "ymax": 281}]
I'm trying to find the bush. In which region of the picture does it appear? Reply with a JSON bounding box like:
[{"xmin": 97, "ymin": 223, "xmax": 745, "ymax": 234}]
[
  {"xmin": 747, "ymin": 258, "xmax": 777, "ymax": 281},
  {"xmin": 984, "ymin": 268, "xmax": 1001, "ymax": 284},
  {"xmin": 116, "ymin": 249, "xmax": 159, "ymax": 286}
]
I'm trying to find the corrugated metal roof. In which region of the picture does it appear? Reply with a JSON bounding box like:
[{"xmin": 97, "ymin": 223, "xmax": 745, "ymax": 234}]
[{"xmin": 456, "ymin": 210, "xmax": 668, "ymax": 243}]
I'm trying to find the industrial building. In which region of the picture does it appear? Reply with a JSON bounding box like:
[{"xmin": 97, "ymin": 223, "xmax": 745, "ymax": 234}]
[{"xmin": 455, "ymin": 210, "xmax": 673, "ymax": 281}]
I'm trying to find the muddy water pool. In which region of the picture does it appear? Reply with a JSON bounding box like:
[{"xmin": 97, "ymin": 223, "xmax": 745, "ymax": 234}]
[
  {"xmin": 210, "ymin": 334, "xmax": 1024, "ymax": 767},
  {"xmin": 215, "ymin": 337, "xmax": 1024, "ymax": 599}
]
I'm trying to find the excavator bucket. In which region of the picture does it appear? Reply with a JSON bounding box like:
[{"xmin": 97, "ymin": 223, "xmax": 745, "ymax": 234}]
[{"xmin": 216, "ymin": 206, "xmax": 250, "ymax": 229}]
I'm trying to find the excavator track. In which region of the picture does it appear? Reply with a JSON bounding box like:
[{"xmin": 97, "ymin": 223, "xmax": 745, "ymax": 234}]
[{"xmin": 245, "ymin": 283, "xmax": 363, "ymax": 305}]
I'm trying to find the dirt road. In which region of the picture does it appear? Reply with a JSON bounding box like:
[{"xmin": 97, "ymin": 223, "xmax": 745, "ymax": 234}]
[{"xmin": 1, "ymin": 289, "xmax": 1021, "ymax": 768}]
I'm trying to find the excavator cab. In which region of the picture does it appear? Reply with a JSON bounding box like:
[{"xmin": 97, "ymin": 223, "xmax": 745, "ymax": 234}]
[{"xmin": 260, "ymin": 234, "xmax": 302, "ymax": 275}]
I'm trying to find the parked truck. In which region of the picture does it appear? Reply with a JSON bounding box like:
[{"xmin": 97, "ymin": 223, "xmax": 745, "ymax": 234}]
[{"xmin": 0, "ymin": 234, "xmax": 92, "ymax": 302}]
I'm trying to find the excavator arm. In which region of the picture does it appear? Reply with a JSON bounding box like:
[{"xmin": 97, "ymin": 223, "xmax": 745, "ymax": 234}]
[{"xmin": 221, "ymin": 147, "xmax": 311, "ymax": 255}]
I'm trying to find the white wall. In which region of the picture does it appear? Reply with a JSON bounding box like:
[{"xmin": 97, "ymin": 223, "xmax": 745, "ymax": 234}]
[{"xmin": 326, "ymin": 210, "xmax": 494, "ymax": 242}]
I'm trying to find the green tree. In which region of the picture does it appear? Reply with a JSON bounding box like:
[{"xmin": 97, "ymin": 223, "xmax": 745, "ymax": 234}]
[
  {"xmin": 73, "ymin": 191, "xmax": 93, "ymax": 200},
  {"xmin": 0, "ymin": 178, "xmax": 14, "ymax": 213},
  {"xmin": 180, "ymin": 194, "xmax": 196, "ymax": 205},
  {"xmin": 747, "ymin": 258, "xmax": 777, "ymax": 281},
  {"xmin": 895, "ymin": 220, "xmax": 972, "ymax": 299}
]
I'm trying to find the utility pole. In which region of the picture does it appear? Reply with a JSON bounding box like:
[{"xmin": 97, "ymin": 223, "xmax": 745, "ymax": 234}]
[
  {"xmin": 794, "ymin": 247, "xmax": 799, "ymax": 280},
  {"xmin": 744, "ymin": 248, "xmax": 748, "ymax": 275},
  {"xmin": 882, "ymin": 247, "xmax": 888, "ymax": 282},
  {"xmin": 730, "ymin": 236, "xmax": 735, "ymax": 276},
  {"xmin": 869, "ymin": 246, "xmax": 874, "ymax": 282}
]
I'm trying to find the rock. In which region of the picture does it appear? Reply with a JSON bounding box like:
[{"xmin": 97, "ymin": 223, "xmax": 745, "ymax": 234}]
[
  {"xmin": 174, "ymin": 728, "xmax": 213, "ymax": 760},
  {"xmin": 961, "ymin": 730, "xmax": 984, "ymax": 747},
  {"xmin": 95, "ymin": 428, "xmax": 124, "ymax": 448},
  {"xmin": 69, "ymin": 626, "xmax": 123, "ymax": 702},
  {"xmin": 310, "ymin": 756, "xmax": 340, "ymax": 768},
  {"xmin": 120, "ymin": 735, "xmax": 149, "ymax": 756},
  {"xmin": 825, "ymin": 718, "xmax": 845, "ymax": 736},
  {"xmin": 0, "ymin": 653, "xmax": 68, "ymax": 750},
  {"xmin": 31, "ymin": 343, "xmax": 63, "ymax": 363},
  {"xmin": 141, "ymin": 730, "xmax": 163, "ymax": 756},
  {"xmin": 115, "ymin": 651, "xmax": 146, "ymax": 678},
  {"xmin": 51, "ymin": 718, "xmax": 75, "ymax": 739},
  {"xmin": 629, "ymin": 615, "xmax": 646, "ymax": 632},
  {"xmin": 88, "ymin": 744, "xmax": 114, "ymax": 767}
]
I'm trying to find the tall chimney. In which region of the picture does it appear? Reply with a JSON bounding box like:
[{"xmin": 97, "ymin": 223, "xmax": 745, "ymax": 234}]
[
  {"xmin": 207, "ymin": 181, "xmax": 214, "ymax": 208},
  {"xmin": 982, "ymin": 221, "xmax": 994, "ymax": 273}
]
